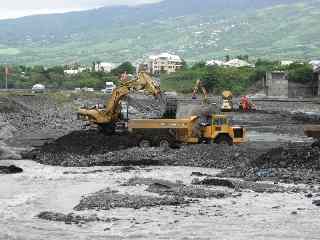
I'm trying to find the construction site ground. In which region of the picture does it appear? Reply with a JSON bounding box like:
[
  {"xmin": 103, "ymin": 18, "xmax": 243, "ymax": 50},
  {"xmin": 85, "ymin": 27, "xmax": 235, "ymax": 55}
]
[{"xmin": 1, "ymin": 92, "xmax": 320, "ymax": 239}]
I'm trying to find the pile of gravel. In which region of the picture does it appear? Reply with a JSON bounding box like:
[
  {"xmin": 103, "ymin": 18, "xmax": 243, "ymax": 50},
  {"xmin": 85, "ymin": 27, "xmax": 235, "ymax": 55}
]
[
  {"xmin": 37, "ymin": 212, "xmax": 109, "ymax": 224},
  {"xmin": 73, "ymin": 188, "xmax": 190, "ymax": 211},
  {"xmin": 30, "ymin": 143, "xmax": 270, "ymax": 168},
  {"xmin": 125, "ymin": 177, "xmax": 231, "ymax": 199},
  {"xmin": 218, "ymin": 143, "xmax": 320, "ymax": 184}
]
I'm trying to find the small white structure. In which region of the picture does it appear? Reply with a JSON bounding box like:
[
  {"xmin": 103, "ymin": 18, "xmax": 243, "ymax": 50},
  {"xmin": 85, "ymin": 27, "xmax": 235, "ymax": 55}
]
[
  {"xmin": 101, "ymin": 82, "xmax": 116, "ymax": 94},
  {"xmin": 95, "ymin": 62, "xmax": 115, "ymax": 72},
  {"xmin": 64, "ymin": 67, "xmax": 87, "ymax": 75},
  {"xmin": 206, "ymin": 60, "xmax": 224, "ymax": 66},
  {"xmin": 224, "ymin": 59, "xmax": 254, "ymax": 68},
  {"xmin": 145, "ymin": 53, "xmax": 183, "ymax": 75},
  {"xmin": 32, "ymin": 84, "xmax": 45, "ymax": 93},
  {"xmin": 281, "ymin": 60, "xmax": 294, "ymax": 66},
  {"xmin": 310, "ymin": 60, "xmax": 320, "ymax": 70}
]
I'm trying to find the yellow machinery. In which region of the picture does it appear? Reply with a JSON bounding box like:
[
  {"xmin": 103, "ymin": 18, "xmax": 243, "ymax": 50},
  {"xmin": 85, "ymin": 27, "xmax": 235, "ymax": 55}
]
[
  {"xmin": 305, "ymin": 125, "xmax": 320, "ymax": 147},
  {"xmin": 77, "ymin": 71, "xmax": 162, "ymax": 133},
  {"xmin": 192, "ymin": 79, "xmax": 209, "ymax": 104},
  {"xmin": 128, "ymin": 114, "xmax": 245, "ymax": 148},
  {"xmin": 221, "ymin": 90, "xmax": 233, "ymax": 112}
]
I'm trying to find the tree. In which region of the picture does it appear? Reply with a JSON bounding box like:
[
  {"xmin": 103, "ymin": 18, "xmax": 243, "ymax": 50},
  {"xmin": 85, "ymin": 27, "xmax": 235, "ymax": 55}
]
[
  {"xmin": 111, "ymin": 61, "xmax": 135, "ymax": 76},
  {"xmin": 191, "ymin": 61, "xmax": 206, "ymax": 70},
  {"xmin": 236, "ymin": 55, "xmax": 249, "ymax": 61},
  {"xmin": 287, "ymin": 63, "xmax": 313, "ymax": 83}
]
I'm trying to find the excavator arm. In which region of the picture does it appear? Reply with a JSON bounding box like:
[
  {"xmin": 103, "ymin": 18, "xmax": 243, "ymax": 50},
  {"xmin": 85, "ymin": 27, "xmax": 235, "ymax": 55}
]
[
  {"xmin": 192, "ymin": 79, "xmax": 209, "ymax": 104},
  {"xmin": 77, "ymin": 71, "xmax": 162, "ymax": 132}
]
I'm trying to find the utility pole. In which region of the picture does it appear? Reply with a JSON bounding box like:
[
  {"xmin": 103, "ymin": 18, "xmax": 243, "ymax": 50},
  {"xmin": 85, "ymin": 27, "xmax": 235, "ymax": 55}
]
[{"xmin": 4, "ymin": 65, "xmax": 8, "ymax": 89}]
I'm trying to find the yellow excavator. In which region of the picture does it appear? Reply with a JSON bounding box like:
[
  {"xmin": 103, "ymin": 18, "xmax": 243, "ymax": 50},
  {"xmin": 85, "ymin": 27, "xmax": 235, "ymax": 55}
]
[
  {"xmin": 77, "ymin": 71, "xmax": 163, "ymax": 134},
  {"xmin": 192, "ymin": 79, "xmax": 209, "ymax": 104}
]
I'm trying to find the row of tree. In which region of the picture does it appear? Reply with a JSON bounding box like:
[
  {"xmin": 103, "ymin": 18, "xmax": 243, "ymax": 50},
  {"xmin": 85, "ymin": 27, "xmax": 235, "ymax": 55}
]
[
  {"xmin": 161, "ymin": 60, "xmax": 315, "ymax": 94},
  {"xmin": 0, "ymin": 60, "xmax": 315, "ymax": 95},
  {"xmin": 0, "ymin": 62, "xmax": 135, "ymax": 89}
]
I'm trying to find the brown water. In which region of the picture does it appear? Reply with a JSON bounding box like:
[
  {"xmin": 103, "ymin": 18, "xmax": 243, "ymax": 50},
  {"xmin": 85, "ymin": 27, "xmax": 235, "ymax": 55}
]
[{"xmin": 1, "ymin": 160, "xmax": 320, "ymax": 240}]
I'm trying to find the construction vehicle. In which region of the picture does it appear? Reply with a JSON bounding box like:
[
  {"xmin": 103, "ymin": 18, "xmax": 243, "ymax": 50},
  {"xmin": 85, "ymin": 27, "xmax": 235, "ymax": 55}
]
[
  {"xmin": 77, "ymin": 71, "xmax": 169, "ymax": 134},
  {"xmin": 128, "ymin": 114, "xmax": 245, "ymax": 148},
  {"xmin": 304, "ymin": 125, "xmax": 320, "ymax": 147},
  {"xmin": 192, "ymin": 79, "xmax": 209, "ymax": 104},
  {"xmin": 239, "ymin": 96, "xmax": 256, "ymax": 112},
  {"xmin": 221, "ymin": 90, "xmax": 233, "ymax": 112}
]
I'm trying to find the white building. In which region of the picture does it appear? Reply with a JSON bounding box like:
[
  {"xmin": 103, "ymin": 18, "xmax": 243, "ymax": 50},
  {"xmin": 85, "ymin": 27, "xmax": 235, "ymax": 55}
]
[
  {"xmin": 206, "ymin": 60, "xmax": 224, "ymax": 66},
  {"xmin": 310, "ymin": 60, "xmax": 320, "ymax": 70},
  {"xmin": 95, "ymin": 62, "xmax": 115, "ymax": 73},
  {"xmin": 224, "ymin": 59, "xmax": 254, "ymax": 68},
  {"xmin": 64, "ymin": 67, "xmax": 87, "ymax": 75},
  {"xmin": 146, "ymin": 53, "xmax": 183, "ymax": 75},
  {"xmin": 281, "ymin": 60, "xmax": 294, "ymax": 66}
]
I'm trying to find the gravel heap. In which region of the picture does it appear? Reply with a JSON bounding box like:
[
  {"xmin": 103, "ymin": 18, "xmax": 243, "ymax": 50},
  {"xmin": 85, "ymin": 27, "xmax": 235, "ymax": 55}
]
[
  {"xmin": 192, "ymin": 178, "xmax": 291, "ymax": 193},
  {"xmin": 73, "ymin": 188, "xmax": 190, "ymax": 211},
  {"xmin": 218, "ymin": 143, "xmax": 320, "ymax": 184},
  {"xmin": 30, "ymin": 143, "xmax": 269, "ymax": 168},
  {"xmin": 37, "ymin": 212, "xmax": 110, "ymax": 224},
  {"xmin": 124, "ymin": 177, "xmax": 232, "ymax": 199},
  {"xmin": 0, "ymin": 165, "xmax": 23, "ymax": 174}
]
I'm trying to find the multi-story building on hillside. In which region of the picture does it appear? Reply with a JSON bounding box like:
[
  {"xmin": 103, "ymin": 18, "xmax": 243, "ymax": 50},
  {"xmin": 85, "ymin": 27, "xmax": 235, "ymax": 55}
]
[{"xmin": 144, "ymin": 53, "xmax": 183, "ymax": 75}]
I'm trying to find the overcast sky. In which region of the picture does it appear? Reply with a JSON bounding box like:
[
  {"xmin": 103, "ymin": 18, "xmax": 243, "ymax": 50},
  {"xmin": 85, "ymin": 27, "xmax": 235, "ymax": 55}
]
[{"xmin": 0, "ymin": 0, "xmax": 161, "ymax": 20}]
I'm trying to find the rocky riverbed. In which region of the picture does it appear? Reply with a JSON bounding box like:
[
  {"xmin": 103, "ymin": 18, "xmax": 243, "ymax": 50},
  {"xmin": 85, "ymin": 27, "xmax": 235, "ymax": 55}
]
[{"xmin": 1, "ymin": 92, "xmax": 320, "ymax": 239}]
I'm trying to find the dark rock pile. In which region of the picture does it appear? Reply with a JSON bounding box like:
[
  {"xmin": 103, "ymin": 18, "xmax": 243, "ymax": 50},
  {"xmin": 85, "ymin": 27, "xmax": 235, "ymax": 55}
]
[
  {"xmin": 125, "ymin": 177, "xmax": 232, "ymax": 199},
  {"xmin": 30, "ymin": 142, "xmax": 270, "ymax": 168},
  {"xmin": 192, "ymin": 177, "xmax": 290, "ymax": 193},
  {"xmin": 0, "ymin": 165, "xmax": 23, "ymax": 174},
  {"xmin": 73, "ymin": 188, "xmax": 190, "ymax": 211},
  {"xmin": 218, "ymin": 143, "xmax": 320, "ymax": 184},
  {"xmin": 37, "ymin": 211, "xmax": 110, "ymax": 224}
]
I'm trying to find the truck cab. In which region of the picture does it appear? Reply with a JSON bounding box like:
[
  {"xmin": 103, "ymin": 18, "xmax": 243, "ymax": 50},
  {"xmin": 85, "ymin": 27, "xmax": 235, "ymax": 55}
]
[
  {"xmin": 102, "ymin": 82, "xmax": 116, "ymax": 94},
  {"xmin": 201, "ymin": 115, "xmax": 245, "ymax": 145}
]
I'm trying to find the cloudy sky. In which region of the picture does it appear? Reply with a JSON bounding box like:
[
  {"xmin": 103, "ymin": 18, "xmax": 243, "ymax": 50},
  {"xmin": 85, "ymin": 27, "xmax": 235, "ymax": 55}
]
[{"xmin": 0, "ymin": 0, "xmax": 161, "ymax": 19}]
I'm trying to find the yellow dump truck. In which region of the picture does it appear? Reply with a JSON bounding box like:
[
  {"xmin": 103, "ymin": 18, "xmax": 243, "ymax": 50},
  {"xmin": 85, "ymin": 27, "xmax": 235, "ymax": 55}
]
[
  {"xmin": 304, "ymin": 125, "xmax": 320, "ymax": 147},
  {"xmin": 128, "ymin": 114, "xmax": 245, "ymax": 148}
]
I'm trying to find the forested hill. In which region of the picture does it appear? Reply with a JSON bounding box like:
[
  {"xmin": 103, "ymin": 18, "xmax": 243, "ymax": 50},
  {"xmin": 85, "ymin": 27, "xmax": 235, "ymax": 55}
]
[{"xmin": 0, "ymin": 0, "xmax": 319, "ymax": 65}]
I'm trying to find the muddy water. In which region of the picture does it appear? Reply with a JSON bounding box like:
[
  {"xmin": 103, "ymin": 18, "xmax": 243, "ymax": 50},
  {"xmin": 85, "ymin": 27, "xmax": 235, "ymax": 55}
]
[
  {"xmin": 1, "ymin": 160, "xmax": 320, "ymax": 240},
  {"xmin": 247, "ymin": 130, "xmax": 312, "ymax": 143}
]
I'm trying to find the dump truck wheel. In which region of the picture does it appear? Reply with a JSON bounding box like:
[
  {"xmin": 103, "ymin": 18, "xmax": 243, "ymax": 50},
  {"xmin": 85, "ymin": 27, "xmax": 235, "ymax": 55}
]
[
  {"xmin": 215, "ymin": 135, "xmax": 233, "ymax": 146},
  {"xmin": 139, "ymin": 139, "xmax": 151, "ymax": 148},
  {"xmin": 159, "ymin": 139, "xmax": 170, "ymax": 149},
  {"xmin": 162, "ymin": 97, "xmax": 177, "ymax": 119},
  {"xmin": 311, "ymin": 140, "xmax": 320, "ymax": 148},
  {"xmin": 99, "ymin": 123, "xmax": 115, "ymax": 135}
]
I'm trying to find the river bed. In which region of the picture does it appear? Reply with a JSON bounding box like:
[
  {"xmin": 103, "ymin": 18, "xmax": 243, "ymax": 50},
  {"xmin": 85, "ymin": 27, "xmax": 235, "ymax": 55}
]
[{"xmin": 1, "ymin": 160, "xmax": 320, "ymax": 240}]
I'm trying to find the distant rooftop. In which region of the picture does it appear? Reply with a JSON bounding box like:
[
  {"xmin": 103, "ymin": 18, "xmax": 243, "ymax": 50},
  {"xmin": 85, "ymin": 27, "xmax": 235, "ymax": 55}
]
[{"xmin": 149, "ymin": 52, "xmax": 182, "ymax": 62}]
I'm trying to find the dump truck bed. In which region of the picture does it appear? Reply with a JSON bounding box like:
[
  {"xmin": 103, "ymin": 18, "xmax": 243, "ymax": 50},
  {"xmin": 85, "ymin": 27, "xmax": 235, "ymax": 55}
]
[
  {"xmin": 304, "ymin": 125, "xmax": 320, "ymax": 138},
  {"xmin": 128, "ymin": 117, "xmax": 197, "ymax": 130}
]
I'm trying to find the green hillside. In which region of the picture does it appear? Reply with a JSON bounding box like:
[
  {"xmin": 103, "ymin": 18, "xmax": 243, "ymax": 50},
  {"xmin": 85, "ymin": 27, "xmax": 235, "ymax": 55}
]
[{"xmin": 0, "ymin": 0, "xmax": 319, "ymax": 65}]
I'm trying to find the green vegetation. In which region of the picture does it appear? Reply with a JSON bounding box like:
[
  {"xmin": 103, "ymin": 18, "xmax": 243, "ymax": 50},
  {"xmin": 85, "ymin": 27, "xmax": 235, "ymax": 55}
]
[
  {"xmin": 161, "ymin": 59, "xmax": 316, "ymax": 95},
  {"xmin": 161, "ymin": 65, "xmax": 258, "ymax": 95},
  {"xmin": 0, "ymin": 62, "xmax": 137, "ymax": 89},
  {"xmin": 0, "ymin": 60, "xmax": 315, "ymax": 95}
]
